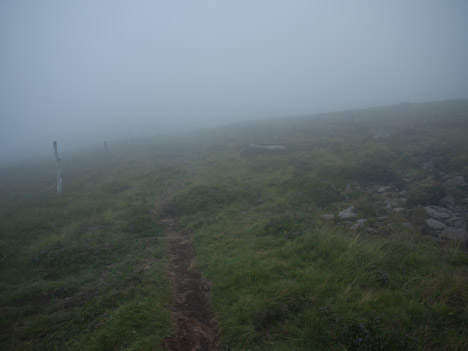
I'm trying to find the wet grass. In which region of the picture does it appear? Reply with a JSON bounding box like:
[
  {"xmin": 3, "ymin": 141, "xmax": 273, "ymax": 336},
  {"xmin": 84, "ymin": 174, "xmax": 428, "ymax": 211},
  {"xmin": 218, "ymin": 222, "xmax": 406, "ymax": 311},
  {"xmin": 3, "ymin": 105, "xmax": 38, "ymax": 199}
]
[
  {"xmin": 191, "ymin": 211, "xmax": 467, "ymax": 350},
  {"xmin": 0, "ymin": 140, "xmax": 187, "ymax": 350},
  {"xmin": 180, "ymin": 100, "xmax": 468, "ymax": 350},
  {"xmin": 1, "ymin": 100, "xmax": 468, "ymax": 350}
]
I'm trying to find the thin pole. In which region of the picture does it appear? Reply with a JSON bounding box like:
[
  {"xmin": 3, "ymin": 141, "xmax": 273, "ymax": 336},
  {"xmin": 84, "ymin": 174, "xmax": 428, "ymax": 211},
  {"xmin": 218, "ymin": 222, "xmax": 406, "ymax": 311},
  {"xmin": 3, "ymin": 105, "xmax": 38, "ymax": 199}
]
[{"xmin": 53, "ymin": 141, "xmax": 62, "ymax": 194}]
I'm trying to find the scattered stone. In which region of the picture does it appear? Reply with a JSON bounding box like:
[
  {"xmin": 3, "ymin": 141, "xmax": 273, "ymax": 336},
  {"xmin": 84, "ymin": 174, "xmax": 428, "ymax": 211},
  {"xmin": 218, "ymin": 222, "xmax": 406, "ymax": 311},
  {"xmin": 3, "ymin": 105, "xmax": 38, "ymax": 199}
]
[
  {"xmin": 445, "ymin": 217, "xmax": 467, "ymax": 229},
  {"xmin": 378, "ymin": 185, "xmax": 392, "ymax": 193},
  {"xmin": 445, "ymin": 176, "xmax": 467, "ymax": 187},
  {"xmin": 440, "ymin": 194, "xmax": 456, "ymax": 209},
  {"xmin": 423, "ymin": 206, "xmax": 452, "ymax": 220},
  {"xmin": 376, "ymin": 271, "xmax": 390, "ymax": 286},
  {"xmin": 422, "ymin": 161, "xmax": 434, "ymax": 171},
  {"xmin": 392, "ymin": 208, "xmax": 406, "ymax": 213},
  {"xmin": 345, "ymin": 183, "xmax": 361, "ymax": 191},
  {"xmin": 425, "ymin": 218, "xmax": 446, "ymax": 230},
  {"xmin": 339, "ymin": 206, "xmax": 357, "ymax": 219},
  {"xmin": 384, "ymin": 198, "xmax": 399, "ymax": 210},
  {"xmin": 351, "ymin": 219, "xmax": 367, "ymax": 230},
  {"xmin": 440, "ymin": 228, "xmax": 468, "ymax": 241},
  {"xmin": 320, "ymin": 214, "xmax": 335, "ymax": 220},
  {"xmin": 367, "ymin": 228, "xmax": 380, "ymax": 235}
]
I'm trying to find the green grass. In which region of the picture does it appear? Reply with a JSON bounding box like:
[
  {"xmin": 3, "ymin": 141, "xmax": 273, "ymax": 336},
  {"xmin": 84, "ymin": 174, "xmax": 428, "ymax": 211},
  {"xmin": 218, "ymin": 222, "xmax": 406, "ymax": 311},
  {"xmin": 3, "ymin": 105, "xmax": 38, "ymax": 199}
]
[
  {"xmin": 0, "ymin": 140, "xmax": 188, "ymax": 350},
  {"xmin": 186, "ymin": 202, "xmax": 467, "ymax": 350},
  {"xmin": 1, "ymin": 100, "xmax": 468, "ymax": 350},
  {"xmin": 180, "ymin": 100, "xmax": 468, "ymax": 350}
]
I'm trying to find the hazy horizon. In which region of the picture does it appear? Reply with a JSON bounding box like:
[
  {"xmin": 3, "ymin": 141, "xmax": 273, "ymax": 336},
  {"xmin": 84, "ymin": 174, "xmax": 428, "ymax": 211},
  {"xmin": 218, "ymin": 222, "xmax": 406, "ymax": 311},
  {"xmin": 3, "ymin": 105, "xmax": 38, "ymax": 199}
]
[{"xmin": 1, "ymin": 1, "xmax": 468, "ymax": 162}]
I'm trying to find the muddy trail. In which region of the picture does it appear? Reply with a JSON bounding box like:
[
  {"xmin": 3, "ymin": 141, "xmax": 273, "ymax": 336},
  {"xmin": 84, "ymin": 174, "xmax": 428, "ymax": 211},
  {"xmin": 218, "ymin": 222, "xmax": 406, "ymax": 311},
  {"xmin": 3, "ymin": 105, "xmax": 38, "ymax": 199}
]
[{"xmin": 153, "ymin": 183, "xmax": 219, "ymax": 351}]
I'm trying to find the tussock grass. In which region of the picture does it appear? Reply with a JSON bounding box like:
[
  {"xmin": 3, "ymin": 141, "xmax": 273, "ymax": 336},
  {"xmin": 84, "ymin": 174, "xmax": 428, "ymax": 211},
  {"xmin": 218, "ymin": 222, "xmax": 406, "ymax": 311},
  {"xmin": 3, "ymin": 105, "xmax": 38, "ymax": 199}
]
[
  {"xmin": 191, "ymin": 210, "xmax": 467, "ymax": 350},
  {"xmin": 180, "ymin": 101, "xmax": 468, "ymax": 350},
  {"xmin": 1, "ymin": 101, "xmax": 468, "ymax": 350},
  {"xmin": 0, "ymin": 140, "xmax": 187, "ymax": 350}
]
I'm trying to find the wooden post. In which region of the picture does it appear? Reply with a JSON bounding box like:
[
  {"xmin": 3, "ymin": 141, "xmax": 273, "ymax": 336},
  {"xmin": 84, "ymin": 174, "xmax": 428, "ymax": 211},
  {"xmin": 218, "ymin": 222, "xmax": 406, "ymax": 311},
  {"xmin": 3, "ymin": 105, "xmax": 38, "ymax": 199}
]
[{"xmin": 53, "ymin": 141, "xmax": 62, "ymax": 194}]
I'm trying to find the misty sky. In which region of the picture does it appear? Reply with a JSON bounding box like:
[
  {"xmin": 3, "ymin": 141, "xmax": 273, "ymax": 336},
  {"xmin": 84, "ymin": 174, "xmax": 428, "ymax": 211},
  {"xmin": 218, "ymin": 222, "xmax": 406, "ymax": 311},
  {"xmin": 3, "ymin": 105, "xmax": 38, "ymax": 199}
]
[{"xmin": 1, "ymin": 0, "xmax": 468, "ymax": 162}]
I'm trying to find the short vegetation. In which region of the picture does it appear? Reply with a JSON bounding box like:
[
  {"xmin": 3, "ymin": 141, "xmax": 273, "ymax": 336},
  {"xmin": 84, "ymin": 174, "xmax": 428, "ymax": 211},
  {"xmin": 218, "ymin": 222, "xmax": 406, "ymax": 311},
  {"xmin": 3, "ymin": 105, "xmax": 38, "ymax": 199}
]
[
  {"xmin": 0, "ymin": 141, "xmax": 187, "ymax": 350},
  {"xmin": 1, "ymin": 100, "xmax": 468, "ymax": 350}
]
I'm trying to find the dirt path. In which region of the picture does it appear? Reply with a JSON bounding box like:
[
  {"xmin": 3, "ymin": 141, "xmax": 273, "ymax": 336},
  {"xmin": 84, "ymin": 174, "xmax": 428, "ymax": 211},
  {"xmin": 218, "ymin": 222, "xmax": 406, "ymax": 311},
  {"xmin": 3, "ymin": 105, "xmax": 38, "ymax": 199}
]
[{"xmin": 153, "ymin": 183, "xmax": 219, "ymax": 351}]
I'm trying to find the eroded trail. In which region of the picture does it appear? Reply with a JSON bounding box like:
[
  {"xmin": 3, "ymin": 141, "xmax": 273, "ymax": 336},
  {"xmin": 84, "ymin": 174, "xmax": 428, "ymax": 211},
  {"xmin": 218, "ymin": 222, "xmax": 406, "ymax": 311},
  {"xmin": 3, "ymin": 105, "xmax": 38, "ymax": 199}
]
[{"xmin": 154, "ymin": 185, "xmax": 219, "ymax": 351}]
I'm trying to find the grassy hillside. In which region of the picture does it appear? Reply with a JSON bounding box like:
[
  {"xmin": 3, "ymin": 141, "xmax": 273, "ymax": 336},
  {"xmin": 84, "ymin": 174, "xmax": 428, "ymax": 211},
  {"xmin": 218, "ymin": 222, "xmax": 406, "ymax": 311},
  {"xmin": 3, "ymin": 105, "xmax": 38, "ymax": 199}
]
[
  {"xmin": 0, "ymin": 140, "xmax": 189, "ymax": 350},
  {"xmin": 1, "ymin": 100, "xmax": 468, "ymax": 350}
]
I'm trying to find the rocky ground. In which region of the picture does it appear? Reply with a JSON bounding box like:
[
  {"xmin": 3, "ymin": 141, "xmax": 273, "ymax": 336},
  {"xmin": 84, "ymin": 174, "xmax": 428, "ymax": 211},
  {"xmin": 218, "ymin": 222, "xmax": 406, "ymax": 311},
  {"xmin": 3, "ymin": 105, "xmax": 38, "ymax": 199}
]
[{"xmin": 320, "ymin": 172, "xmax": 468, "ymax": 243}]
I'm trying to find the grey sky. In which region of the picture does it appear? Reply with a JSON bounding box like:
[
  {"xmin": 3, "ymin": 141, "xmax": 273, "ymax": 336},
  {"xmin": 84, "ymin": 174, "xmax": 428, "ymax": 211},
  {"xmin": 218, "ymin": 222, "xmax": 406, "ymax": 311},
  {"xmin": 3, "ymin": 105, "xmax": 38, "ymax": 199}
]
[{"xmin": 1, "ymin": 0, "xmax": 468, "ymax": 161}]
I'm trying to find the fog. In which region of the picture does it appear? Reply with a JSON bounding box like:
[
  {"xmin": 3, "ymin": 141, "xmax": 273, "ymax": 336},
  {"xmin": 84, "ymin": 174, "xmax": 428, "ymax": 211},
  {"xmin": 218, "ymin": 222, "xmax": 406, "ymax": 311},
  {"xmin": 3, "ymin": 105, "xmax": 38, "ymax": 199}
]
[{"xmin": 1, "ymin": 0, "xmax": 468, "ymax": 162}]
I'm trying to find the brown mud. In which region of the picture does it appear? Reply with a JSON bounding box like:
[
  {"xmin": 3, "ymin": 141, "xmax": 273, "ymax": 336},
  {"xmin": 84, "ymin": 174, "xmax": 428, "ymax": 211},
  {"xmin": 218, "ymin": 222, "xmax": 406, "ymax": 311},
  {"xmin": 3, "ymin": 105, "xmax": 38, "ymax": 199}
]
[{"xmin": 154, "ymin": 184, "xmax": 219, "ymax": 351}]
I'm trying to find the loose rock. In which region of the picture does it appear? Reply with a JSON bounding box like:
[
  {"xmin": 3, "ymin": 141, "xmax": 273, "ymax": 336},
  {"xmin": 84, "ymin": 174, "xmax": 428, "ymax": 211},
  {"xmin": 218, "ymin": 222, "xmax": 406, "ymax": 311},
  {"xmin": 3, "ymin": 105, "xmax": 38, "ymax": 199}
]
[
  {"xmin": 351, "ymin": 219, "xmax": 367, "ymax": 230},
  {"xmin": 445, "ymin": 176, "xmax": 467, "ymax": 187},
  {"xmin": 384, "ymin": 198, "xmax": 399, "ymax": 209},
  {"xmin": 422, "ymin": 161, "xmax": 434, "ymax": 171},
  {"xmin": 425, "ymin": 218, "xmax": 446, "ymax": 230},
  {"xmin": 445, "ymin": 217, "xmax": 467, "ymax": 229},
  {"xmin": 320, "ymin": 214, "xmax": 335, "ymax": 220},
  {"xmin": 339, "ymin": 206, "xmax": 357, "ymax": 219},
  {"xmin": 367, "ymin": 227, "xmax": 380, "ymax": 235},
  {"xmin": 440, "ymin": 194, "xmax": 456, "ymax": 209},
  {"xmin": 378, "ymin": 185, "xmax": 392, "ymax": 193},
  {"xmin": 440, "ymin": 228, "xmax": 468, "ymax": 241},
  {"xmin": 376, "ymin": 271, "xmax": 390, "ymax": 286},
  {"xmin": 423, "ymin": 206, "xmax": 452, "ymax": 220}
]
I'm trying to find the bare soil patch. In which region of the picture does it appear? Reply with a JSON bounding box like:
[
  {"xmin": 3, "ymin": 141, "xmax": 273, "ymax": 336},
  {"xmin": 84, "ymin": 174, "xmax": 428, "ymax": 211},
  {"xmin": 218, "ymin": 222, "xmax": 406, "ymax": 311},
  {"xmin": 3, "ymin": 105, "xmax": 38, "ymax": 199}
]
[{"xmin": 154, "ymin": 185, "xmax": 219, "ymax": 351}]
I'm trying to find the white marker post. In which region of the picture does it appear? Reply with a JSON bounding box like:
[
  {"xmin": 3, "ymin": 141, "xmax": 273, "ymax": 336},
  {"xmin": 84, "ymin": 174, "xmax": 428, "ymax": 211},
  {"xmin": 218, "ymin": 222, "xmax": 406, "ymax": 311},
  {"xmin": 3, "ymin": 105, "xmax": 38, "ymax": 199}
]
[{"xmin": 53, "ymin": 141, "xmax": 62, "ymax": 194}]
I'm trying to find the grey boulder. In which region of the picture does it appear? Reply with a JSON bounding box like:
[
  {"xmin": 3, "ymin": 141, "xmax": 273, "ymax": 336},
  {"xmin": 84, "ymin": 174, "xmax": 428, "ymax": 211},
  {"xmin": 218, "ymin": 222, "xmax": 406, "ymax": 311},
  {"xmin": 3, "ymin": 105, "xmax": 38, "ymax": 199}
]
[
  {"xmin": 425, "ymin": 218, "xmax": 446, "ymax": 230},
  {"xmin": 339, "ymin": 206, "xmax": 357, "ymax": 219},
  {"xmin": 423, "ymin": 206, "xmax": 452, "ymax": 220},
  {"xmin": 351, "ymin": 219, "xmax": 367, "ymax": 230},
  {"xmin": 440, "ymin": 228, "xmax": 468, "ymax": 241},
  {"xmin": 440, "ymin": 194, "xmax": 456, "ymax": 209}
]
